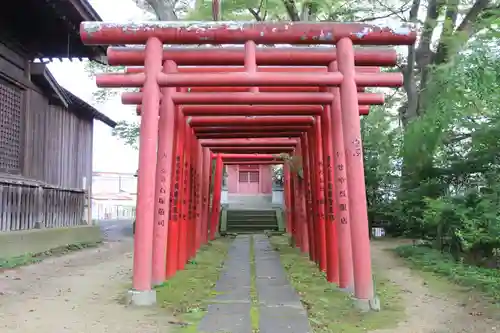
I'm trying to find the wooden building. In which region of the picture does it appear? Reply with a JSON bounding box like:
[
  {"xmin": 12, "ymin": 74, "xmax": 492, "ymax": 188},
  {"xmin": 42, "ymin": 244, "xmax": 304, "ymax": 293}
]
[
  {"xmin": 0, "ymin": 0, "xmax": 116, "ymax": 231},
  {"xmin": 226, "ymin": 165, "xmax": 273, "ymax": 195}
]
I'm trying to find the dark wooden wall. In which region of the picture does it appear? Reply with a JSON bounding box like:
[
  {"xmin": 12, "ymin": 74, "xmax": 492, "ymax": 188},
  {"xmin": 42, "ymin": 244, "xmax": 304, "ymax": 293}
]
[
  {"xmin": 0, "ymin": 39, "xmax": 92, "ymax": 231},
  {"xmin": 24, "ymin": 91, "xmax": 93, "ymax": 189},
  {"xmin": 0, "ymin": 40, "xmax": 93, "ymax": 189}
]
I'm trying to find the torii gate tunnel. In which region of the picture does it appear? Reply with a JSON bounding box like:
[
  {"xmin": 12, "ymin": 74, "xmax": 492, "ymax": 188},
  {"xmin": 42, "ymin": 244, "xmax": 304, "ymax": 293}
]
[{"xmin": 80, "ymin": 21, "xmax": 416, "ymax": 308}]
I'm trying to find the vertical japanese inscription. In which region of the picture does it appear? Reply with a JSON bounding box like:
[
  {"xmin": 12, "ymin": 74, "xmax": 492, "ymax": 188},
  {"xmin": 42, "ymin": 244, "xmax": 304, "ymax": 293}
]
[
  {"xmin": 170, "ymin": 155, "xmax": 181, "ymax": 221},
  {"xmin": 157, "ymin": 167, "xmax": 167, "ymax": 226},
  {"xmin": 352, "ymin": 138, "xmax": 362, "ymax": 157},
  {"xmin": 195, "ymin": 170, "xmax": 200, "ymax": 219},
  {"xmin": 326, "ymin": 155, "xmax": 334, "ymax": 222},
  {"xmin": 182, "ymin": 160, "xmax": 188, "ymax": 220},
  {"xmin": 334, "ymin": 150, "xmax": 349, "ymax": 226},
  {"xmin": 317, "ymin": 157, "xmax": 325, "ymax": 221},
  {"xmin": 188, "ymin": 166, "xmax": 192, "ymax": 221}
]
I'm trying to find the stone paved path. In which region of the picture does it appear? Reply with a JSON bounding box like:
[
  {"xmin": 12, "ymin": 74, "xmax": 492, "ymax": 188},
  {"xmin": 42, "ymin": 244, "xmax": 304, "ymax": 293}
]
[
  {"xmin": 198, "ymin": 234, "xmax": 311, "ymax": 333},
  {"xmin": 254, "ymin": 234, "xmax": 311, "ymax": 333}
]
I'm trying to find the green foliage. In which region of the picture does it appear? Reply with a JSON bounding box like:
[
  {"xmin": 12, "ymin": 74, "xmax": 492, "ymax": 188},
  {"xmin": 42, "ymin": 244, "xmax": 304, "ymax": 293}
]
[
  {"xmin": 361, "ymin": 107, "xmax": 402, "ymax": 224},
  {"xmin": 112, "ymin": 121, "xmax": 140, "ymax": 149},
  {"xmin": 184, "ymin": 0, "xmax": 371, "ymax": 21},
  {"xmin": 366, "ymin": 35, "xmax": 500, "ymax": 276},
  {"xmin": 394, "ymin": 244, "xmax": 500, "ymax": 301}
]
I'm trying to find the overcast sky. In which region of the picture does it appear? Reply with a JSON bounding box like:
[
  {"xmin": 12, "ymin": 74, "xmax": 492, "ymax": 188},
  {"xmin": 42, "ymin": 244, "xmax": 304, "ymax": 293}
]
[{"xmin": 48, "ymin": 0, "xmax": 146, "ymax": 174}]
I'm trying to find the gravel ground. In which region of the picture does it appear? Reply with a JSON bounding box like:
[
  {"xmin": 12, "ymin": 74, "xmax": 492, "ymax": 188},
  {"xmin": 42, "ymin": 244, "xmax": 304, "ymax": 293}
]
[
  {"xmin": 0, "ymin": 240, "xmax": 172, "ymax": 333},
  {"xmin": 370, "ymin": 241, "xmax": 499, "ymax": 333}
]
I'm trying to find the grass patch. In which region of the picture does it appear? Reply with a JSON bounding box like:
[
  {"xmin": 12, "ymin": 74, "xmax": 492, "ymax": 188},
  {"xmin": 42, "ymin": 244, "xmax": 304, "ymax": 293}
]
[
  {"xmin": 249, "ymin": 235, "xmax": 260, "ymax": 332},
  {"xmin": 0, "ymin": 241, "xmax": 102, "ymax": 269},
  {"xmin": 270, "ymin": 235, "xmax": 405, "ymax": 333},
  {"xmin": 394, "ymin": 244, "xmax": 500, "ymax": 302},
  {"xmin": 156, "ymin": 237, "xmax": 232, "ymax": 332}
]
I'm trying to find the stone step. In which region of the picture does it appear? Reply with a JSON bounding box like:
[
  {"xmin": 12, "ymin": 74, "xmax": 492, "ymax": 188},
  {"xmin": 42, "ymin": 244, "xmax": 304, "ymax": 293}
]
[
  {"xmin": 226, "ymin": 209, "xmax": 279, "ymax": 232},
  {"xmin": 229, "ymin": 219, "xmax": 276, "ymax": 224},
  {"xmin": 228, "ymin": 210, "xmax": 276, "ymax": 215}
]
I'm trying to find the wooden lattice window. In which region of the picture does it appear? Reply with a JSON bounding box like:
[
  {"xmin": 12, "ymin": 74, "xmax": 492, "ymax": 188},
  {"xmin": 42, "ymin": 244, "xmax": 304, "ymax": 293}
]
[
  {"xmin": 239, "ymin": 171, "xmax": 260, "ymax": 183},
  {"xmin": 0, "ymin": 79, "xmax": 23, "ymax": 173},
  {"xmin": 239, "ymin": 171, "xmax": 249, "ymax": 182},
  {"xmin": 249, "ymin": 171, "xmax": 259, "ymax": 183}
]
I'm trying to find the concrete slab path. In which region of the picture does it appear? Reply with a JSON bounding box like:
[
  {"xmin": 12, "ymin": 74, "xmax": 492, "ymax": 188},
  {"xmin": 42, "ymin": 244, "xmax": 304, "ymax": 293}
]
[
  {"xmin": 198, "ymin": 234, "xmax": 311, "ymax": 333},
  {"xmin": 254, "ymin": 234, "xmax": 311, "ymax": 333}
]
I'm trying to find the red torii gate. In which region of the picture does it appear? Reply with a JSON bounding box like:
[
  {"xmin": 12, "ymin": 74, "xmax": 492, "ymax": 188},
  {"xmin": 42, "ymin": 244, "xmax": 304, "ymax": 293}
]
[{"xmin": 80, "ymin": 20, "xmax": 416, "ymax": 311}]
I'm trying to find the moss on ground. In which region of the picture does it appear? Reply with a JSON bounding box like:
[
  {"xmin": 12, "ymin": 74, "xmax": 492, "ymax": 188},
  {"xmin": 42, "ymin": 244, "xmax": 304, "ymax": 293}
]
[
  {"xmin": 155, "ymin": 237, "xmax": 232, "ymax": 332},
  {"xmin": 269, "ymin": 235, "xmax": 405, "ymax": 333},
  {"xmin": 0, "ymin": 241, "xmax": 102, "ymax": 269},
  {"xmin": 249, "ymin": 235, "xmax": 260, "ymax": 332}
]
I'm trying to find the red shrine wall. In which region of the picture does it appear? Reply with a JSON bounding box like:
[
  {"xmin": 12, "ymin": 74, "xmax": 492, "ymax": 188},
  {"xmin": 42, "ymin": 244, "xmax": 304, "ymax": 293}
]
[{"xmin": 226, "ymin": 165, "xmax": 272, "ymax": 194}]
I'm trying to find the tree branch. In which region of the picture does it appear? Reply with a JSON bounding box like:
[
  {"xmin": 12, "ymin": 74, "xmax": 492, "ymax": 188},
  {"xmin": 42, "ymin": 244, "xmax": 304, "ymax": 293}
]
[
  {"xmin": 399, "ymin": 0, "xmax": 421, "ymax": 126},
  {"xmin": 248, "ymin": 7, "xmax": 263, "ymax": 21},
  {"xmin": 433, "ymin": 0, "xmax": 459, "ymax": 65},
  {"xmin": 141, "ymin": 0, "xmax": 178, "ymax": 20},
  {"xmin": 281, "ymin": 0, "xmax": 301, "ymax": 21},
  {"xmin": 371, "ymin": 0, "xmax": 411, "ymax": 22},
  {"xmin": 434, "ymin": 0, "xmax": 493, "ymax": 65},
  {"xmin": 455, "ymin": 0, "xmax": 492, "ymax": 36}
]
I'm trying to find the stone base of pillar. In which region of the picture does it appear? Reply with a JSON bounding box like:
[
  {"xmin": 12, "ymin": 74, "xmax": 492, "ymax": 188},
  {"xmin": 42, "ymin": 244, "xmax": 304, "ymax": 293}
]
[
  {"xmin": 126, "ymin": 289, "xmax": 157, "ymax": 306},
  {"xmin": 353, "ymin": 295, "xmax": 381, "ymax": 312}
]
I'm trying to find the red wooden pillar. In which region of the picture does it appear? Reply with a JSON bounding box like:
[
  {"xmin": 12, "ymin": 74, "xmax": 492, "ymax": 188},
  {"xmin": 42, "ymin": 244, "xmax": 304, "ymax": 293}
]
[
  {"xmin": 301, "ymin": 134, "xmax": 315, "ymax": 262},
  {"xmin": 186, "ymin": 128, "xmax": 193, "ymax": 260},
  {"xmin": 313, "ymin": 116, "xmax": 328, "ymax": 272},
  {"xmin": 151, "ymin": 60, "xmax": 177, "ymax": 285},
  {"xmin": 201, "ymin": 147, "xmax": 211, "ymax": 244},
  {"xmin": 188, "ymin": 130, "xmax": 198, "ymax": 259},
  {"xmin": 289, "ymin": 167, "xmax": 298, "ymax": 246},
  {"xmin": 132, "ymin": 38, "xmax": 162, "ymax": 294},
  {"xmin": 307, "ymin": 129, "xmax": 320, "ymax": 264},
  {"xmin": 195, "ymin": 143, "xmax": 204, "ymax": 249},
  {"xmin": 209, "ymin": 153, "xmax": 223, "ymax": 240},
  {"xmin": 295, "ymin": 142, "xmax": 309, "ymax": 254},
  {"xmin": 178, "ymin": 117, "xmax": 191, "ymax": 270},
  {"xmin": 283, "ymin": 163, "xmax": 292, "ymax": 233},
  {"xmin": 338, "ymin": 38, "xmax": 374, "ymax": 302},
  {"xmin": 166, "ymin": 105, "xmax": 185, "ymax": 278},
  {"xmin": 206, "ymin": 154, "xmax": 215, "ymax": 240},
  {"xmin": 322, "ymin": 105, "xmax": 340, "ymax": 284},
  {"xmin": 329, "ymin": 61, "xmax": 354, "ymax": 291},
  {"xmin": 291, "ymin": 153, "xmax": 304, "ymax": 252}
]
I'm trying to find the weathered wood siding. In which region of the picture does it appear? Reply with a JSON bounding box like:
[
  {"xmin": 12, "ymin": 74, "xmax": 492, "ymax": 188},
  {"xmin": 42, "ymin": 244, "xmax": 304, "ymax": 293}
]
[
  {"xmin": 0, "ymin": 40, "xmax": 93, "ymax": 231},
  {"xmin": 23, "ymin": 90, "xmax": 93, "ymax": 189},
  {"xmin": 0, "ymin": 178, "xmax": 85, "ymax": 231},
  {"xmin": 0, "ymin": 40, "xmax": 94, "ymax": 188}
]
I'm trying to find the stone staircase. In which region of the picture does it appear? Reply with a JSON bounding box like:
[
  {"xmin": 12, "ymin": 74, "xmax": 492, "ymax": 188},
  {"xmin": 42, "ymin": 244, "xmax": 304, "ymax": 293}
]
[
  {"xmin": 225, "ymin": 209, "xmax": 279, "ymax": 233},
  {"xmin": 226, "ymin": 194, "xmax": 273, "ymax": 210}
]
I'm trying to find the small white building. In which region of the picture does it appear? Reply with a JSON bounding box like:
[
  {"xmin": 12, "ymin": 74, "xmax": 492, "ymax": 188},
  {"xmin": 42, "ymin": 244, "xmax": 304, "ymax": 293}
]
[{"xmin": 92, "ymin": 172, "xmax": 137, "ymax": 221}]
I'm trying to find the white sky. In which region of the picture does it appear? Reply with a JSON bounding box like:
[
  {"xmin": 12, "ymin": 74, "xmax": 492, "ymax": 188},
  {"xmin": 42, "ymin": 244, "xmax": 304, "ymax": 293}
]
[{"xmin": 48, "ymin": 0, "xmax": 146, "ymax": 174}]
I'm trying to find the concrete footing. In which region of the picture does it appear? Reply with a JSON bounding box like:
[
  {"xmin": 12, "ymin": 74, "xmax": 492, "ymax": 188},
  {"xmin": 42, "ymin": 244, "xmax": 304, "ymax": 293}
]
[
  {"xmin": 353, "ymin": 295, "xmax": 381, "ymax": 312},
  {"xmin": 126, "ymin": 289, "xmax": 157, "ymax": 306}
]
